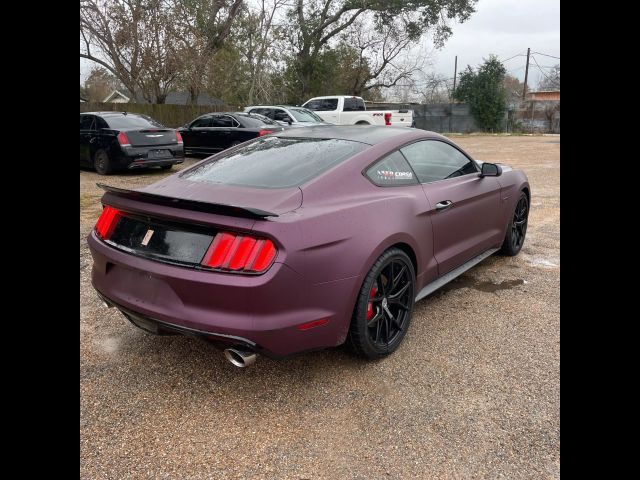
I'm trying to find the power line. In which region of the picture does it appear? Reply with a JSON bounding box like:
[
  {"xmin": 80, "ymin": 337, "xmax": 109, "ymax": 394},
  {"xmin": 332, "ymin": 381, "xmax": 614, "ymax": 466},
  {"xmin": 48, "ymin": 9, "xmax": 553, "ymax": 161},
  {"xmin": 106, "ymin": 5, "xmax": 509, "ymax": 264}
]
[
  {"xmin": 531, "ymin": 55, "xmax": 556, "ymax": 81},
  {"xmin": 501, "ymin": 53, "xmax": 526, "ymax": 62},
  {"xmin": 531, "ymin": 51, "xmax": 560, "ymax": 60}
]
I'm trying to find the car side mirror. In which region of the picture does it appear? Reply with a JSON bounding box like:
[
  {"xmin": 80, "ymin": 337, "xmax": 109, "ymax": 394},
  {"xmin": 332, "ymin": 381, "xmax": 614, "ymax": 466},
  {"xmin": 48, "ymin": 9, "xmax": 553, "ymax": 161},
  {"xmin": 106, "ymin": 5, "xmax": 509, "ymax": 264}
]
[
  {"xmin": 480, "ymin": 162, "xmax": 502, "ymax": 177},
  {"xmin": 286, "ymin": 118, "xmax": 292, "ymax": 125}
]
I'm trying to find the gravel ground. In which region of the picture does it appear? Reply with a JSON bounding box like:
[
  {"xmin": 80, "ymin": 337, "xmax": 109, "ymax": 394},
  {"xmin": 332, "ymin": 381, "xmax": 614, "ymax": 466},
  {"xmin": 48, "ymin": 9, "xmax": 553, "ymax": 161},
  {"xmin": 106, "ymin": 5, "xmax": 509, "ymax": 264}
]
[{"xmin": 80, "ymin": 135, "xmax": 560, "ymax": 479}]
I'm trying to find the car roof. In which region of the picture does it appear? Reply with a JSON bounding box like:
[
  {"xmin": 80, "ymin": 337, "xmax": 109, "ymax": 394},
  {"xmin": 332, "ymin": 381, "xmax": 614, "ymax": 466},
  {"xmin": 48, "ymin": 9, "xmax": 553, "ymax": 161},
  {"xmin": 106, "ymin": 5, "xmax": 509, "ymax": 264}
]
[
  {"xmin": 274, "ymin": 125, "xmax": 443, "ymax": 146},
  {"xmin": 246, "ymin": 105, "xmax": 312, "ymax": 110},
  {"xmin": 82, "ymin": 111, "xmax": 146, "ymax": 117}
]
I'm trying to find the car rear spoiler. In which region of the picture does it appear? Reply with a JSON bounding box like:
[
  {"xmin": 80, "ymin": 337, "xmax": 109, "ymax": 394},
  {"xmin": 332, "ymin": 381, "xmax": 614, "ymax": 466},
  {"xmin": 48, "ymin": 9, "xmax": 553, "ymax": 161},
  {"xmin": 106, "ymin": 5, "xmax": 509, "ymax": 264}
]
[{"xmin": 96, "ymin": 183, "xmax": 279, "ymax": 218}]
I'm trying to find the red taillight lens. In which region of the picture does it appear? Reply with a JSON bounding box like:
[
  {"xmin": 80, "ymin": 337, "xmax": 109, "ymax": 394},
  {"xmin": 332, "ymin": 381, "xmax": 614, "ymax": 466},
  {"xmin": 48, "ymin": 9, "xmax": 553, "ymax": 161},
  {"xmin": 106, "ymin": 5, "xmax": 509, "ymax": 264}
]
[
  {"xmin": 258, "ymin": 129, "xmax": 272, "ymax": 137},
  {"xmin": 175, "ymin": 131, "xmax": 183, "ymax": 144},
  {"xmin": 95, "ymin": 206, "xmax": 122, "ymax": 240},
  {"xmin": 384, "ymin": 113, "xmax": 392, "ymax": 126},
  {"xmin": 201, "ymin": 232, "xmax": 277, "ymax": 273},
  {"xmin": 117, "ymin": 132, "xmax": 131, "ymax": 146}
]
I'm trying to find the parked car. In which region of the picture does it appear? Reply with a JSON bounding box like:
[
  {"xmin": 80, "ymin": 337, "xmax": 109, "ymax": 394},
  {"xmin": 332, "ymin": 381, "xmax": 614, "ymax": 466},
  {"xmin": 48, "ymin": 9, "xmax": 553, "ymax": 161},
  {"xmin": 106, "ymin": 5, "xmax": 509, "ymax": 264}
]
[
  {"xmin": 80, "ymin": 112, "xmax": 184, "ymax": 175},
  {"xmin": 302, "ymin": 95, "xmax": 413, "ymax": 127},
  {"xmin": 178, "ymin": 112, "xmax": 285, "ymax": 155},
  {"xmin": 88, "ymin": 126, "xmax": 529, "ymax": 367},
  {"xmin": 244, "ymin": 105, "xmax": 332, "ymax": 127}
]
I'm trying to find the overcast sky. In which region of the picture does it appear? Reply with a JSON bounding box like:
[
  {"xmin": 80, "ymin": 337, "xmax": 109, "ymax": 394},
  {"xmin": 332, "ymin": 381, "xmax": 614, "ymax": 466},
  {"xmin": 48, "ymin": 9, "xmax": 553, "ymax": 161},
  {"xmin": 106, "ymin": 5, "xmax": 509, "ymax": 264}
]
[
  {"xmin": 80, "ymin": 0, "xmax": 560, "ymax": 89},
  {"xmin": 429, "ymin": 0, "xmax": 560, "ymax": 86}
]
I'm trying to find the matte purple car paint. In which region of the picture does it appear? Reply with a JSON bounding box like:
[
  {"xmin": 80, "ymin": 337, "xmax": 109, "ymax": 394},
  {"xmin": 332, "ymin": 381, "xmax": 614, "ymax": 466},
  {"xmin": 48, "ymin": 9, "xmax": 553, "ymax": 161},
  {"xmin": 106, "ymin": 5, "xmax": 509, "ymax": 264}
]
[{"xmin": 88, "ymin": 126, "xmax": 529, "ymax": 357}]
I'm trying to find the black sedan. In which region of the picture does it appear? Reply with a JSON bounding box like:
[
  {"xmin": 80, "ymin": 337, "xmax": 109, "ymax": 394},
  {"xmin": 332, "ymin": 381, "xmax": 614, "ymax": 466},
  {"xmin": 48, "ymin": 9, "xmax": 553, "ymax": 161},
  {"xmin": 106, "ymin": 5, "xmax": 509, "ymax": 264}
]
[
  {"xmin": 178, "ymin": 112, "xmax": 285, "ymax": 155},
  {"xmin": 80, "ymin": 112, "xmax": 184, "ymax": 175}
]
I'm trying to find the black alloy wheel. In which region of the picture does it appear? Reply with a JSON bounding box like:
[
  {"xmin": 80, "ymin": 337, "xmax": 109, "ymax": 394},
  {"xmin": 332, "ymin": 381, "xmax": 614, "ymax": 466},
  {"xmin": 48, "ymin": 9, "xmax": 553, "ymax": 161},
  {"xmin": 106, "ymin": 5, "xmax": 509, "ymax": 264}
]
[
  {"xmin": 349, "ymin": 248, "xmax": 415, "ymax": 359},
  {"xmin": 501, "ymin": 191, "xmax": 529, "ymax": 256}
]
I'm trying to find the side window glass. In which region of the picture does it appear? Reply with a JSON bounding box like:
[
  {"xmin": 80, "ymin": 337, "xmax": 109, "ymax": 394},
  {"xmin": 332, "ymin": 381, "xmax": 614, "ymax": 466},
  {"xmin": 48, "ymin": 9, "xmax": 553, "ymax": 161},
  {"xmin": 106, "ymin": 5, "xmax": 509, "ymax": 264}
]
[
  {"xmin": 400, "ymin": 140, "xmax": 478, "ymax": 183},
  {"xmin": 191, "ymin": 117, "xmax": 211, "ymax": 128},
  {"xmin": 321, "ymin": 99, "xmax": 338, "ymax": 111},
  {"xmin": 365, "ymin": 151, "xmax": 418, "ymax": 186},
  {"xmin": 95, "ymin": 117, "xmax": 109, "ymax": 129},
  {"xmin": 211, "ymin": 116, "xmax": 234, "ymax": 127},
  {"xmin": 80, "ymin": 115, "xmax": 95, "ymax": 130}
]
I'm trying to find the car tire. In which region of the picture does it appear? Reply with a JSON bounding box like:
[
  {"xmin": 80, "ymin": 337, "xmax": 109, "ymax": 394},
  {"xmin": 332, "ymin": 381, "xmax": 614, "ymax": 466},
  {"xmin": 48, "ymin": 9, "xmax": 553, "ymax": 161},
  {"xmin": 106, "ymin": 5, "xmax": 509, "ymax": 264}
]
[
  {"xmin": 500, "ymin": 191, "xmax": 529, "ymax": 256},
  {"xmin": 348, "ymin": 248, "xmax": 415, "ymax": 359},
  {"xmin": 93, "ymin": 149, "xmax": 112, "ymax": 175}
]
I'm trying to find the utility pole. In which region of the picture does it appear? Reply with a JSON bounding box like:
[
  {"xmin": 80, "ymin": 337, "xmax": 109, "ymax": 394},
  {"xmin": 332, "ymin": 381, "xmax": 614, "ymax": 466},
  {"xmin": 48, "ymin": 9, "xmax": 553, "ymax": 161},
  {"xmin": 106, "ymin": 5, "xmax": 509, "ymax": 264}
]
[
  {"xmin": 522, "ymin": 47, "xmax": 530, "ymax": 99},
  {"xmin": 449, "ymin": 55, "xmax": 457, "ymax": 132}
]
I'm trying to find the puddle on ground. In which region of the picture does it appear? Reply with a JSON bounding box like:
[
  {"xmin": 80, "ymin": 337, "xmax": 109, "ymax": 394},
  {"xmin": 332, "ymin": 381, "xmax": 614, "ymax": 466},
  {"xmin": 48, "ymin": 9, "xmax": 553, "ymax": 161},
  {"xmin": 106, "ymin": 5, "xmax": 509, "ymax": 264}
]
[
  {"xmin": 530, "ymin": 258, "xmax": 559, "ymax": 268},
  {"xmin": 100, "ymin": 337, "xmax": 121, "ymax": 354},
  {"xmin": 441, "ymin": 277, "xmax": 525, "ymax": 294}
]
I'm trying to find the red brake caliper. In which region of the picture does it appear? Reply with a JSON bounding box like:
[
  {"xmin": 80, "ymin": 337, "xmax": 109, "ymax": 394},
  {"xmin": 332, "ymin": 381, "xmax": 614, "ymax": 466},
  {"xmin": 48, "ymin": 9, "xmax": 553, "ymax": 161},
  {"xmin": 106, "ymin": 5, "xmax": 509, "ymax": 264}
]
[{"xmin": 366, "ymin": 284, "xmax": 378, "ymax": 321}]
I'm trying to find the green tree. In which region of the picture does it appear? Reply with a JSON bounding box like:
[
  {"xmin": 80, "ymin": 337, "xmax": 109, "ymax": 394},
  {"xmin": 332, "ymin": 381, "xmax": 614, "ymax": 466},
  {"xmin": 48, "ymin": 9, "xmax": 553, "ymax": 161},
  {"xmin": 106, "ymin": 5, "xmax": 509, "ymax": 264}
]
[
  {"xmin": 454, "ymin": 55, "xmax": 507, "ymax": 131},
  {"xmin": 281, "ymin": 0, "xmax": 478, "ymax": 100}
]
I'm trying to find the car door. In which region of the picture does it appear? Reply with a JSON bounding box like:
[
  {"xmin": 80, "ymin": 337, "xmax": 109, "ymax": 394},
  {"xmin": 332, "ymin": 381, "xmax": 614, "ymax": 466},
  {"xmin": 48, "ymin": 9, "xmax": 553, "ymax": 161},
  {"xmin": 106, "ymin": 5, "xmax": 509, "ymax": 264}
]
[
  {"xmin": 208, "ymin": 114, "xmax": 238, "ymax": 150},
  {"xmin": 400, "ymin": 139, "xmax": 503, "ymax": 276},
  {"xmin": 304, "ymin": 98, "xmax": 340, "ymax": 123},
  {"xmin": 183, "ymin": 116, "xmax": 212, "ymax": 151},
  {"xmin": 364, "ymin": 150, "xmax": 439, "ymax": 285},
  {"xmin": 318, "ymin": 98, "xmax": 340, "ymax": 123},
  {"xmin": 273, "ymin": 108, "xmax": 293, "ymax": 126},
  {"xmin": 80, "ymin": 114, "xmax": 96, "ymax": 165}
]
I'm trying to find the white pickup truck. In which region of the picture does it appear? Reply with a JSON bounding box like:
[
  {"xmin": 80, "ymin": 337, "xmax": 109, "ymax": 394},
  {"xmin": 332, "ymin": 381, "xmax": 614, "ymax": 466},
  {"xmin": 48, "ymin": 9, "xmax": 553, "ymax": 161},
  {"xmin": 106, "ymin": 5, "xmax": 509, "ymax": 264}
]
[{"xmin": 301, "ymin": 96, "xmax": 414, "ymax": 127}]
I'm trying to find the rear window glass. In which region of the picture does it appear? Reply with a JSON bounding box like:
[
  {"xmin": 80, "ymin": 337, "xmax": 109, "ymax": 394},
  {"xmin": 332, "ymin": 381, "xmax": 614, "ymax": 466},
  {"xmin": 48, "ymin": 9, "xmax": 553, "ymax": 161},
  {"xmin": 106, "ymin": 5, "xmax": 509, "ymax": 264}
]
[
  {"xmin": 343, "ymin": 97, "xmax": 365, "ymax": 111},
  {"xmin": 104, "ymin": 114, "xmax": 164, "ymax": 129},
  {"xmin": 304, "ymin": 99, "xmax": 338, "ymax": 111},
  {"xmin": 181, "ymin": 137, "xmax": 368, "ymax": 188},
  {"xmin": 236, "ymin": 113, "xmax": 278, "ymax": 127}
]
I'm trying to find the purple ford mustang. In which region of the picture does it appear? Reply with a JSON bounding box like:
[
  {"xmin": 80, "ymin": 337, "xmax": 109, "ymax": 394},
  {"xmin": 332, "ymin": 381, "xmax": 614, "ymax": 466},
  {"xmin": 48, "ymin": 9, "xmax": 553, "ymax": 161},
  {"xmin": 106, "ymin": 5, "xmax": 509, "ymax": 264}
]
[{"xmin": 88, "ymin": 126, "xmax": 530, "ymax": 367}]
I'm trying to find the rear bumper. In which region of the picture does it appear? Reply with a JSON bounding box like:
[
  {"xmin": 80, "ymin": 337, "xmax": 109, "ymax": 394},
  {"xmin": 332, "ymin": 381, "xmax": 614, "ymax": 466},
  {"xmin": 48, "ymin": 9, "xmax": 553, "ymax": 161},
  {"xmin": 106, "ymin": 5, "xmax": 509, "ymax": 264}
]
[
  {"xmin": 127, "ymin": 158, "xmax": 183, "ymax": 169},
  {"xmin": 117, "ymin": 145, "xmax": 184, "ymax": 169},
  {"xmin": 87, "ymin": 231, "xmax": 360, "ymax": 357}
]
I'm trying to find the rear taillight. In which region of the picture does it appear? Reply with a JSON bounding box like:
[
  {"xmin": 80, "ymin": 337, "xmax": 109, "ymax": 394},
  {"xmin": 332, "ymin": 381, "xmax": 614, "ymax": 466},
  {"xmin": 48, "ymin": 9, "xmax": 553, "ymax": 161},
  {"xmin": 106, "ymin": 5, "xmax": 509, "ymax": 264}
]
[
  {"xmin": 175, "ymin": 131, "xmax": 183, "ymax": 144},
  {"xmin": 117, "ymin": 132, "xmax": 131, "ymax": 146},
  {"xmin": 201, "ymin": 232, "xmax": 277, "ymax": 273},
  {"xmin": 95, "ymin": 206, "xmax": 122, "ymax": 240},
  {"xmin": 384, "ymin": 113, "xmax": 392, "ymax": 126},
  {"xmin": 258, "ymin": 129, "xmax": 272, "ymax": 137}
]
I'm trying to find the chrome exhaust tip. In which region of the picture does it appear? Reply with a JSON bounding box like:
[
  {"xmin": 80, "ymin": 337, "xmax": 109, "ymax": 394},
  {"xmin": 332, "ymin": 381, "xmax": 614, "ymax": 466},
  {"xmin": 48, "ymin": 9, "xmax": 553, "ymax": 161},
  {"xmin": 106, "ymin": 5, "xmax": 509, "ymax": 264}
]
[{"xmin": 223, "ymin": 347, "xmax": 257, "ymax": 368}]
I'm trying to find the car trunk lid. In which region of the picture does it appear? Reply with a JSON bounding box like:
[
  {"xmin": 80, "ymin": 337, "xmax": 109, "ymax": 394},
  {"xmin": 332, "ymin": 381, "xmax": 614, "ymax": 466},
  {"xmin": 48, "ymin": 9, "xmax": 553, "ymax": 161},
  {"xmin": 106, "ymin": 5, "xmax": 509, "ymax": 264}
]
[
  {"xmin": 123, "ymin": 128, "xmax": 178, "ymax": 147},
  {"xmin": 137, "ymin": 176, "xmax": 303, "ymax": 215},
  {"xmin": 95, "ymin": 181, "xmax": 301, "ymax": 268}
]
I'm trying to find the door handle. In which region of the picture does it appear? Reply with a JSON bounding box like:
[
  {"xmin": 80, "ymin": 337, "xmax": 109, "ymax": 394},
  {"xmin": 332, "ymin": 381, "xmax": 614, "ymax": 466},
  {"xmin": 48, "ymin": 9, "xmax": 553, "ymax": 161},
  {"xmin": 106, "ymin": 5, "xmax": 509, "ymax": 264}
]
[{"xmin": 435, "ymin": 200, "xmax": 453, "ymax": 211}]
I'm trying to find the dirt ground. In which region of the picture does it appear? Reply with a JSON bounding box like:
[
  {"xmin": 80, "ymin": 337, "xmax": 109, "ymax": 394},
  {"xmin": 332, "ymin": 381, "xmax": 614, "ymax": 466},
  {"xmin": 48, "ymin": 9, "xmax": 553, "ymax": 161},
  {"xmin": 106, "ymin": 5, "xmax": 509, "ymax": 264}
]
[{"xmin": 80, "ymin": 135, "xmax": 560, "ymax": 479}]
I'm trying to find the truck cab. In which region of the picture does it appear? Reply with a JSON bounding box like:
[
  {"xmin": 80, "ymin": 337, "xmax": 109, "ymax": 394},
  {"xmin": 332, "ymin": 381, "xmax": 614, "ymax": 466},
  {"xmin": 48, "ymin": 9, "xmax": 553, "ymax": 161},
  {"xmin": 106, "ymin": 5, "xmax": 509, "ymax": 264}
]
[{"xmin": 302, "ymin": 96, "xmax": 413, "ymax": 127}]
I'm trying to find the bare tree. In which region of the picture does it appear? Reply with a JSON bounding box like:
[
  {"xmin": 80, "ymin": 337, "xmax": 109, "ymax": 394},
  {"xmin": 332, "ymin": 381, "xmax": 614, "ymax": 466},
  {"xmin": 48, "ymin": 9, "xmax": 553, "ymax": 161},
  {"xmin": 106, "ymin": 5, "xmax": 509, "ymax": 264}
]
[
  {"xmin": 83, "ymin": 66, "xmax": 122, "ymax": 101},
  {"xmin": 537, "ymin": 64, "xmax": 560, "ymax": 91},
  {"xmin": 236, "ymin": 0, "xmax": 286, "ymax": 104},
  {"xmin": 137, "ymin": 1, "xmax": 183, "ymax": 103},
  {"xmin": 503, "ymin": 74, "xmax": 524, "ymax": 106},
  {"xmin": 80, "ymin": 0, "xmax": 147, "ymax": 98},
  {"xmin": 419, "ymin": 72, "xmax": 451, "ymax": 103},
  {"xmin": 346, "ymin": 15, "xmax": 424, "ymax": 96},
  {"xmin": 171, "ymin": 0, "xmax": 244, "ymax": 104},
  {"xmin": 81, "ymin": 0, "xmax": 243, "ymax": 104}
]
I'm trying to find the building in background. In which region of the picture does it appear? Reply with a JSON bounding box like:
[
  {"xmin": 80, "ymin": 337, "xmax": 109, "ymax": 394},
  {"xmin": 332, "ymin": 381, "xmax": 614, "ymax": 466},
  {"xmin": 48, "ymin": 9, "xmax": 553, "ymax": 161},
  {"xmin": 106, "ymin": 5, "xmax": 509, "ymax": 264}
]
[{"xmin": 102, "ymin": 89, "xmax": 224, "ymax": 106}]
